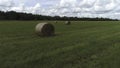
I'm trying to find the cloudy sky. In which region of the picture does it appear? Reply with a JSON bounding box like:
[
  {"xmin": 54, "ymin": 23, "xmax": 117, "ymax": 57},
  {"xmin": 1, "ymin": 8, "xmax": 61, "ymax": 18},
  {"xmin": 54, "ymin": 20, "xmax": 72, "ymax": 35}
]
[{"xmin": 0, "ymin": 0, "xmax": 120, "ymax": 19}]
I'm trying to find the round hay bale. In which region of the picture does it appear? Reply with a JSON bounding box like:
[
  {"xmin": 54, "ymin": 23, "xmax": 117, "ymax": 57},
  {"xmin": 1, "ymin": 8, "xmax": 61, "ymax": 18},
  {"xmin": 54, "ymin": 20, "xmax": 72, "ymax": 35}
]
[
  {"xmin": 35, "ymin": 23, "xmax": 55, "ymax": 36},
  {"xmin": 65, "ymin": 21, "xmax": 71, "ymax": 25},
  {"xmin": 55, "ymin": 21, "xmax": 57, "ymax": 23}
]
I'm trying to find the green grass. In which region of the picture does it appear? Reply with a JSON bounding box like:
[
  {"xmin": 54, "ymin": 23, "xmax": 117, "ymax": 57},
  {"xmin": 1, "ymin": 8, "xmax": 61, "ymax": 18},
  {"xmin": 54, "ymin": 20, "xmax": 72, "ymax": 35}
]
[{"xmin": 0, "ymin": 21, "xmax": 120, "ymax": 68}]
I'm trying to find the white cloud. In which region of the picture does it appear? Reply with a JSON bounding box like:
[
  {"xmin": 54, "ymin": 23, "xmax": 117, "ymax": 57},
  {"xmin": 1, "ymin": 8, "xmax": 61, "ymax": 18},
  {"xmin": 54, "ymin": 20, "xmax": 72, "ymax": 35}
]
[
  {"xmin": 10, "ymin": 3, "xmax": 25, "ymax": 12},
  {"xmin": 0, "ymin": 0, "xmax": 120, "ymax": 19},
  {"xmin": 78, "ymin": 0, "xmax": 96, "ymax": 8},
  {"xmin": 59, "ymin": 0, "xmax": 77, "ymax": 8},
  {"xmin": 0, "ymin": 0, "xmax": 13, "ymax": 7},
  {"xmin": 93, "ymin": 0, "xmax": 117, "ymax": 13},
  {"xmin": 31, "ymin": 3, "xmax": 41, "ymax": 14},
  {"xmin": 0, "ymin": 0, "xmax": 14, "ymax": 11}
]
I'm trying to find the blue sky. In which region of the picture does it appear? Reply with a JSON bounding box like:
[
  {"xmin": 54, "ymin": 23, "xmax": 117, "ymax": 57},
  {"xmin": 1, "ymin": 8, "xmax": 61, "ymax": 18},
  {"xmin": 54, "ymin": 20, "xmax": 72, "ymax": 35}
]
[{"xmin": 0, "ymin": 0, "xmax": 120, "ymax": 19}]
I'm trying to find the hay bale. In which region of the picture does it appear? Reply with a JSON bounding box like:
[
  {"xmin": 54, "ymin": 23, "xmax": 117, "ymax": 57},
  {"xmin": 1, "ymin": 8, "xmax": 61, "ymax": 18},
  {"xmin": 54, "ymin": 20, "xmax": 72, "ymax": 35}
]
[
  {"xmin": 65, "ymin": 21, "xmax": 71, "ymax": 25},
  {"xmin": 35, "ymin": 23, "xmax": 55, "ymax": 36},
  {"xmin": 55, "ymin": 21, "xmax": 57, "ymax": 23}
]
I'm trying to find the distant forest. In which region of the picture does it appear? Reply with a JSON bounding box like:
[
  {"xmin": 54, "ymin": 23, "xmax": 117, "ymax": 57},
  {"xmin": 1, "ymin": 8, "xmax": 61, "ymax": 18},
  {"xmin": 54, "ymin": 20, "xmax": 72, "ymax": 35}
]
[{"xmin": 0, "ymin": 11, "xmax": 118, "ymax": 21}]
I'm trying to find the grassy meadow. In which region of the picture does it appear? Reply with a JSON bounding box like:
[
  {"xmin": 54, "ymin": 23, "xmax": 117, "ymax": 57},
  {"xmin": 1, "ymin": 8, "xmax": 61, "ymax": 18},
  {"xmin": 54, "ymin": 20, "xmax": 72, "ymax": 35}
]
[{"xmin": 0, "ymin": 21, "xmax": 120, "ymax": 68}]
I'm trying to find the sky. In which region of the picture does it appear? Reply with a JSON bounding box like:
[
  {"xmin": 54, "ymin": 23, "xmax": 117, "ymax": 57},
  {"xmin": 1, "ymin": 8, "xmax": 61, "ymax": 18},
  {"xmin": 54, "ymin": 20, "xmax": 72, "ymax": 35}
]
[{"xmin": 0, "ymin": 0, "xmax": 120, "ymax": 19}]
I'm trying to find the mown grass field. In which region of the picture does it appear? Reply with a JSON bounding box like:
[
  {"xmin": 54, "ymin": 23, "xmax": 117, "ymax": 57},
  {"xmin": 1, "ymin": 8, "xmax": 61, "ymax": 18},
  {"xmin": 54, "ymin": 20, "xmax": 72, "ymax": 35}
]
[{"xmin": 0, "ymin": 21, "xmax": 120, "ymax": 68}]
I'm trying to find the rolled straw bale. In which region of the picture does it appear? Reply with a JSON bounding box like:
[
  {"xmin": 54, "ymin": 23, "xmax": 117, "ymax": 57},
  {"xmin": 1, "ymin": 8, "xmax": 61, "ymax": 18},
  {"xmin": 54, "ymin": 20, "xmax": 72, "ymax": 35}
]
[
  {"xmin": 35, "ymin": 23, "xmax": 55, "ymax": 36},
  {"xmin": 65, "ymin": 21, "xmax": 71, "ymax": 25}
]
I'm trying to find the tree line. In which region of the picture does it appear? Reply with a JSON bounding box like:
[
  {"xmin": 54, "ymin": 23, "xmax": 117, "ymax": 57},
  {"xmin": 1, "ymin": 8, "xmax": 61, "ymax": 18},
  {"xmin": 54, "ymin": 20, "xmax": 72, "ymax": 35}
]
[{"xmin": 0, "ymin": 11, "xmax": 118, "ymax": 21}]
